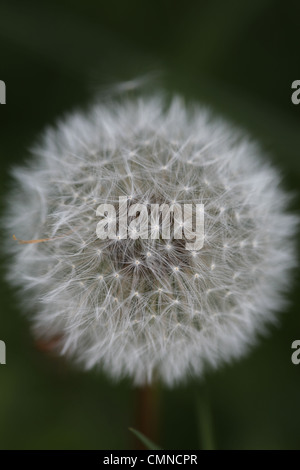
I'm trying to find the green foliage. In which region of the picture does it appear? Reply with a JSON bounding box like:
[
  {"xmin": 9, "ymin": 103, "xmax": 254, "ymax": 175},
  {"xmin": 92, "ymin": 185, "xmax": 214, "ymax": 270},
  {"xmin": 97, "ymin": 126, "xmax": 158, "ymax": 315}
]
[{"xmin": 129, "ymin": 428, "xmax": 161, "ymax": 450}]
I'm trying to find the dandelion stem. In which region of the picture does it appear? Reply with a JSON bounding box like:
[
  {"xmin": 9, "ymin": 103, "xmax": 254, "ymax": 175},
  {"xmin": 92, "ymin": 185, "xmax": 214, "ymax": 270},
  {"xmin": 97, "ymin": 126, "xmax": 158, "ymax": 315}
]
[
  {"xmin": 196, "ymin": 385, "xmax": 215, "ymax": 450},
  {"xmin": 134, "ymin": 384, "xmax": 160, "ymax": 450}
]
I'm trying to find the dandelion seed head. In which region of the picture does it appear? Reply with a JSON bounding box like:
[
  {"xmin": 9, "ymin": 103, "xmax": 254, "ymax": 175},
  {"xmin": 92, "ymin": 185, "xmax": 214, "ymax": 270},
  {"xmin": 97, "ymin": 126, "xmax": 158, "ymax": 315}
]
[{"xmin": 3, "ymin": 94, "xmax": 298, "ymax": 386}]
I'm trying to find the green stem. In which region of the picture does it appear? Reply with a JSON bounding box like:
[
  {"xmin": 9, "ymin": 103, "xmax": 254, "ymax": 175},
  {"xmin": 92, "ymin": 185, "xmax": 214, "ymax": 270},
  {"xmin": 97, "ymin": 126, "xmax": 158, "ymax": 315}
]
[{"xmin": 196, "ymin": 384, "xmax": 215, "ymax": 450}]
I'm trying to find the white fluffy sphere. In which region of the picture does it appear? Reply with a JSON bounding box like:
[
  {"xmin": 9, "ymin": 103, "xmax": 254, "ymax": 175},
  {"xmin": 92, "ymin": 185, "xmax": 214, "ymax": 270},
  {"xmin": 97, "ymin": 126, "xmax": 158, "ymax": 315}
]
[{"xmin": 4, "ymin": 95, "xmax": 298, "ymax": 385}]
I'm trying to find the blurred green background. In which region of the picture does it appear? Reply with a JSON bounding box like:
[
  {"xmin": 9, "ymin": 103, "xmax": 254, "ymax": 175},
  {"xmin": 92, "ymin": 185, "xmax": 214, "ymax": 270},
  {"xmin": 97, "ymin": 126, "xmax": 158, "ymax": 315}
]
[{"xmin": 0, "ymin": 0, "xmax": 300, "ymax": 450}]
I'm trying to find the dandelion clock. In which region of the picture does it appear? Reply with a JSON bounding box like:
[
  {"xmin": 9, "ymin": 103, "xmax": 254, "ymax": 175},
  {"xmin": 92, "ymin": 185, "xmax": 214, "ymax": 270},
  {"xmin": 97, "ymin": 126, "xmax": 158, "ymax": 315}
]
[{"xmin": 4, "ymin": 94, "xmax": 297, "ymax": 396}]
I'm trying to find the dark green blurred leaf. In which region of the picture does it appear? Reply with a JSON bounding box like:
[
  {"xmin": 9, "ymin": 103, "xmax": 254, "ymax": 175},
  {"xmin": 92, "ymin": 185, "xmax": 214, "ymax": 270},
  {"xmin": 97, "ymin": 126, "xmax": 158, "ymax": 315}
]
[{"xmin": 129, "ymin": 428, "xmax": 161, "ymax": 450}]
